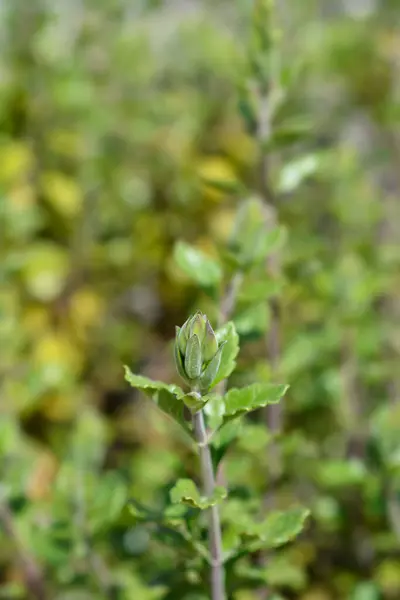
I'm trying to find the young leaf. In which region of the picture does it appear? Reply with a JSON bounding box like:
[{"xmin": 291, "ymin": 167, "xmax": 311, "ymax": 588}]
[
  {"xmin": 157, "ymin": 388, "xmax": 189, "ymax": 433},
  {"xmin": 182, "ymin": 392, "xmax": 207, "ymax": 414},
  {"xmin": 170, "ymin": 479, "xmax": 227, "ymax": 510},
  {"xmin": 224, "ymin": 382, "xmax": 288, "ymax": 418},
  {"xmin": 173, "ymin": 241, "xmax": 222, "ymax": 287},
  {"xmin": 124, "ymin": 367, "xmax": 182, "ymax": 398},
  {"xmin": 124, "ymin": 367, "xmax": 188, "ymax": 433},
  {"xmin": 247, "ymin": 507, "xmax": 310, "ymax": 550},
  {"xmin": 213, "ymin": 321, "xmax": 239, "ymax": 384}
]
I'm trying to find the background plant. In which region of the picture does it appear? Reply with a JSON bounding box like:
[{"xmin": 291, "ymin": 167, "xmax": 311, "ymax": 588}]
[{"xmin": 0, "ymin": 0, "xmax": 399, "ymax": 599}]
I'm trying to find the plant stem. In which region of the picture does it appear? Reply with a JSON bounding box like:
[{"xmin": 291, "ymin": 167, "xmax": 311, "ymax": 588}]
[{"xmin": 192, "ymin": 409, "xmax": 225, "ymax": 600}]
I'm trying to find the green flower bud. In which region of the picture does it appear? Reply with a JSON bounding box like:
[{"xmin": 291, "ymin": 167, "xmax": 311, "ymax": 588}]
[
  {"xmin": 189, "ymin": 312, "xmax": 207, "ymax": 342},
  {"xmin": 174, "ymin": 311, "xmax": 224, "ymax": 391},
  {"xmin": 203, "ymin": 320, "xmax": 218, "ymax": 363},
  {"xmin": 199, "ymin": 342, "xmax": 225, "ymax": 393},
  {"xmin": 185, "ymin": 334, "xmax": 202, "ymax": 380}
]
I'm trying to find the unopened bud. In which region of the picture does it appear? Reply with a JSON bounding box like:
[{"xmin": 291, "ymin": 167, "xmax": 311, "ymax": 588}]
[{"xmin": 174, "ymin": 311, "xmax": 224, "ymax": 393}]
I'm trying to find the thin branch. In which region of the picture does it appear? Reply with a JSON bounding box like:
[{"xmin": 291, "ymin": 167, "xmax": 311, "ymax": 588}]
[
  {"xmin": 218, "ymin": 271, "xmax": 243, "ymax": 330},
  {"xmin": 192, "ymin": 409, "xmax": 225, "ymax": 600}
]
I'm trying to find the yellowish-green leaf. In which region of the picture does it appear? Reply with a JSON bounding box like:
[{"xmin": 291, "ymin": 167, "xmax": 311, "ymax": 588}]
[
  {"xmin": 246, "ymin": 507, "xmax": 310, "ymax": 550},
  {"xmin": 213, "ymin": 321, "xmax": 239, "ymax": 385},
  {"xmin": 173, "ymin": 241, "xmax": 222, "ymax": 287},
  {"xmin": 224, "ymin": 382, "xmax": 288, "ymax": 418},
  {"xmin": 170, "ymin": 479, "xmax": 227, "ymax": 510}
]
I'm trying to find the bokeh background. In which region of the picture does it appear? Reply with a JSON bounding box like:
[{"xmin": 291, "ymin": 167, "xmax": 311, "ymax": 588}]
[{"xmin": 1, "ymin": 0, "xmax": 399, "ymax": 599}]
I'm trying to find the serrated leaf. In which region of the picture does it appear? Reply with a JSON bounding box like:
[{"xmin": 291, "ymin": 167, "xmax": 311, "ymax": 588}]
[
  {"xmin": 124, "ymin": 367, "xmax": 188, "ymax": 432},
  {"xmin": 170, "ymin": 479, "xmax": 227, "ymax": 510},
  {"xmin": 213, "ymin": 322, "xmax": 239, "ymax": 384},
  {"xmin": 247, "ymin": 507, "xmax": 310, "ymax": 550},
  {"xmin": 157, "ymin": 389, "xmax": 189, "ymax": 432},
  {"xmin": 224, "ymin": 382, "xmax": 288, "ymax": 419},
  {"xmin": 173, "ymin": 241, "xmax": 222, "ymax": 287},
  {"xmin": 124, "ymin": 367, "xmax": 182, "ymax": 397}
]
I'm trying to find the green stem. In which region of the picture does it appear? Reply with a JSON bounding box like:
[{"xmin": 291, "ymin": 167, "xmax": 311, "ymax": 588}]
[{"xmin": 192, "ymin": 408, "xmax": 225, "ymax": 600}]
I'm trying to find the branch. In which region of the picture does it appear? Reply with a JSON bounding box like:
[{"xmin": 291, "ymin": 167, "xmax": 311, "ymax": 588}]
[{"xmin": 192, "ymin": 409, "xmax": 226, "ymax": 600}]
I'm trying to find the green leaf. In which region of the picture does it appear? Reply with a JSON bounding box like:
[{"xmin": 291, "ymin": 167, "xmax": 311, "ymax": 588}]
[
  {"xmin": 224, "ymin": 383, "xmax": 288, "ymax": 418},
  {"xmin": 238, "ymin": 279, "xmax": 282, "ymax": 303},
  {"xmin": 173, "ymin": 241, "xmax": 222, "ymax": 287},
  {"xmin": 170, "ymin": 479, "xmax": 227, "ymax": 510},
  {"xmin": 213, "ymin": 321, "xmax": 239, "ymax": 385},
  {"xmin": 251, "ymin": 226, "xmax": 287, "ymax": 263},
  {"xmin": 277, "ymin": 154, "xmax": 321, "ymax": 194},
  {"xmin": 211, "ymin": 419, "xmax": 243, "ymax": 470},
  {"xmin": 247, "ymin": 507, "xmax": 310, "ymax": 550},
  {"xmin": 124, "ymin": 367, "xmax": 188, "ymax": 433},
  {"xmin": 157, "ymin": 389, "xmax": 189, "ymax": 433},
  {"xmin": 124, "ymin": 367, "xmax": 182, "ymax": 398},
  {"xmin": 234, "ymin": 303, "xmax": 270, "ymax": 336},
  {"xmin": 182, "ymin": 392, "xmax": 207, "ymax": 414},
  {"xmin": 316, "ymin": 459, "xmax": 367, "ymax": 488},
  {"xmin": 204, "ymin": 393, "xmax": 225, "ymax": 430}
]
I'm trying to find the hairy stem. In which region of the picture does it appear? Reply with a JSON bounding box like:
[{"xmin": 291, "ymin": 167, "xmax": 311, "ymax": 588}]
[{"xmin": 192, "ymin": 409, "xmax": 225, "ymax": 600}]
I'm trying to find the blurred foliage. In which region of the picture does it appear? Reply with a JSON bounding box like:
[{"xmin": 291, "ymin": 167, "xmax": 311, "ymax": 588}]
[{"xmin": 0, "ymin": 0, "xmax": 400, "ymax": 599}]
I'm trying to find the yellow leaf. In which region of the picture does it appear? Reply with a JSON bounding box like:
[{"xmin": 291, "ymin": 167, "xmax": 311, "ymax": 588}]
[
  {"xmin": 41, "ymin": 171, "xmax": 83, "ymax": 217},
  {"xmin": 197, "ymin": 157, "xmax": 238, "ymax": 202}
]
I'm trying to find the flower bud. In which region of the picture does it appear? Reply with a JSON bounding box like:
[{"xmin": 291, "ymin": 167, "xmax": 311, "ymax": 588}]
[
  {"xmin": 174, "ymin": 311, "xmax": 224, "ymax": 392},
  {"xmin": 203, "ymin": 320, "xmax": 218, "ymax": 363}
]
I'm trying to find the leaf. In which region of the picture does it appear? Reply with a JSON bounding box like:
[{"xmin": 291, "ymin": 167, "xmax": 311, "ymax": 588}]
[
  {"xmin": 157, "ymin": 389, "xmax": 189, "ymax": 433},
  {"xmin": 124, "ymin": 367, "xmax": 182, "ymax": 398},
  {"xmin": 213, "ymin": 321, "xmax": 239, "ymax": 384},
  {"xmin": 238, "ymin": 280, "xmax": 282, "ymax": 303},
  {"xmin": 170, "ymin": 479, "xmax": 227, "ymax": 510},
  {"xmin": 251, "ymin": 226, "xmax": 287, "ymax": 263},
  {"xmin": 316, "ymin": 459, "xmax": 367, "ymax": 488},
  {"xmin": 173, "ymin": 241, "xmax": 222, "ymax": 287},
  {"xmin": 234, "ymin": 303, "xmax": 270, "ymax": 336},
  {"xmin": 182, "ymin": 392, "xmax": 207, "ymax": 414},
  {"xmin": 124, "ymin": 367, "xmax": 188, "ymax": 432},
  {"xmin": 211, "ymin": 419, "xmax": 243, "ymax": 470},
  {"xmin": 247, "ymin": 507, "xmax": 310, "ymax": 550},
  {"xmin": 277, "ymin": 154, "xmax": 321, "ymax": 194},
  {"xmin": 224, "ymin": 383, "xmax": 288, "ymax": 418}
]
